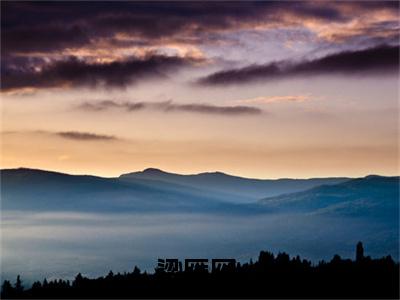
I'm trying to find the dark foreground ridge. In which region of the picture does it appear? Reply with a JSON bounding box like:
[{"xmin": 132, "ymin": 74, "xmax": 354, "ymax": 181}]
[{"xmin": 1, "ymin": 242, "xmax": 398, "ymax": 299}]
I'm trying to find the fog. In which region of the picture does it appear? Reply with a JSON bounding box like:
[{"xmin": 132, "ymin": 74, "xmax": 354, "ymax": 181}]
[{"xmin": 1, "ymin": 211, "xmax": 398, "ymax": 283}]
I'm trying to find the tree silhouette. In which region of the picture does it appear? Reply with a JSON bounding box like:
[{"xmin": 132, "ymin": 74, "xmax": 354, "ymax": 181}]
[
  {"xmin": 1, "ymin": 280, "xmax": 14, "ymax": 299},
  {"xmin": 14, "ymin": 275, "xmax": 23, "ymax": 294},
  {"xmin": 1, "ymin": 242, "xmax": 398, "ymax": 299},
  {"xmin": 356, "ymin": 241, "xmax": 364, "ymax": 262}
]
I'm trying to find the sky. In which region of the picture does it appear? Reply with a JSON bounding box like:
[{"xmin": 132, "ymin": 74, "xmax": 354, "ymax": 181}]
[{"xmin": 1, "ymin": 1, "xmax": 399, "ymax": 179}]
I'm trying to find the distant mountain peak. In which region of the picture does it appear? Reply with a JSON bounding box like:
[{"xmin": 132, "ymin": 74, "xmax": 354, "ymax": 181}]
[
  {"xmin": 142, "ymin": 168, "xmax": 167, "ymax": 174},
  {"xmin": 199, "ymin": 171, "xmax": 228, "ymax": 177},
  {"xmin": 139, "ymin": 169, "xmax": 231, "ymax": 178},
  {"xmin": 364, "ymin": 174, "xmax": 382, "ymax": 179}
]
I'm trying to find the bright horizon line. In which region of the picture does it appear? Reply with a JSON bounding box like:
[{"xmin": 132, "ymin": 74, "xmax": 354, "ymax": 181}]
[{"xmin": 2, "ymin": 166, "xmax": 399, "ymax": 181}]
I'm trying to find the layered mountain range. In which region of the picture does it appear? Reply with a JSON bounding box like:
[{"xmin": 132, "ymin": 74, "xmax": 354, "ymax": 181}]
[{"xmin": 1, "ymin": 168, "xmax": 398, "ymax": 222}]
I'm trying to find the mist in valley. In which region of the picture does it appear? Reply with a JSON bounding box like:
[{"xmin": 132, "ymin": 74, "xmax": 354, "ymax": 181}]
[{"xmin": 1, "ymin": 210, "xmax": 398, "ymax": 284}]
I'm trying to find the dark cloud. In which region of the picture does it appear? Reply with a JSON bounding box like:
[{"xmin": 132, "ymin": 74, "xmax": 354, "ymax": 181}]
[
  {"xmin": 79, "ymin": 100, "xmax": 262, "ymax": 116},
  {"xmin": 2, "ymin": 130, "xmax": 119, "ymax": 141},
  {"xmin": 2, "ymin": 1, "xmax": 397, "ymax": 56},
  {"xmin": 164, "ymin": 103, "xmax": 261, "ymax": 115},
  {"xmin": 1, "ymin": 55, "xmax": 199, "ymax": 91},
  {"xmin": 56, "ymin": 131, "xmax": 117, "ymax": 141},
  {"xmin": 2, "ymin": 2, "xmax": 398, "ymax": 91},
  {"xmin": 2, "ymin": 25, "xmax": 90, "ymax": 56},
  {"xmin": 198, "ymin": 45, "xmax": 399, "ymax": 85}
]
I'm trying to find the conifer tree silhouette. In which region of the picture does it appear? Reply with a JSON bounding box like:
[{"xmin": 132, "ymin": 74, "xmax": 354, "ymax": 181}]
[{"xmin": 1, "ymin": 242, "xmax": 398, "ymax": 299}]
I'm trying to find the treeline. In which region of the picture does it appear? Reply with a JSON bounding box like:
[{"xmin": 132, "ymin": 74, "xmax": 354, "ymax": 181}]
[{"xmin": 1, "ymin": 242, "xmax": 399, "ymax": 299}]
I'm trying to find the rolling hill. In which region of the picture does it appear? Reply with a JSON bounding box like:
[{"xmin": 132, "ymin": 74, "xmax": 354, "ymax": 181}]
[
  {"xmin": 2, "ymin": 168, "xmax": 398, "ymax": 220},
  {"xmin": 120, "ymin": 168, "xmax": 349, "ymax": 203},
  {"xmin": 259, "ymin": 175, "xmax": 399, "ymax": 221},
  {"xmin": 0, "ymin": 168, "xmax": 245, "ymax": 213}
]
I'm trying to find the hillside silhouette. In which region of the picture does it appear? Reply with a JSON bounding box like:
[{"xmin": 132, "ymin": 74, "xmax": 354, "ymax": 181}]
[
  {"xmin": 2, "ymin": 242, "xmax": 398, "ymax": 299},
  {"xmin": 2, "ymin": 168, "xmax": 397, "ymax": 216}
]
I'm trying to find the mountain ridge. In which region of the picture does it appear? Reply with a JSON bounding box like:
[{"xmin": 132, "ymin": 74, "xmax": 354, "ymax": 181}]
[
  {"xmin": 1, "ymin": 167, "xmax": 399, "ymax": 222},
  {"xmin": 258, "ymin": 175, "xmax": 400, "ymax": 219},
  {"xmin": 120, "ymin": 168, "xmax": 352, "ymax": 201},
  {"xmin": 1, "ymin": 167, "xmax": 247, "ymax": 213},
  {"xmin": 4, "ymin": 166, "xmax": 395, "ymax": 182},
  {"xmin": 122, "ymin": 167, "xmax": 353, "ymax": 181},
  {"xmin": 0, "ymin": 166, "xmax": 364, "ymax": 181}
]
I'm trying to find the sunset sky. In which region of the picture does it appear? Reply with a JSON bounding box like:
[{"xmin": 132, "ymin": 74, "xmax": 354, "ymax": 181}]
[{"xmin": 1, "ymin": 1, "xmax": 399, "ymax": 178}]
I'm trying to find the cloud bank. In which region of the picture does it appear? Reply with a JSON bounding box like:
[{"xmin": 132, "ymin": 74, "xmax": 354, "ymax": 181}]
[
  {"xmin": 56, "ymin": 131, "xmax": 117, "ymax": 141},
  {"xmin": 79, "ymin": 100, "xmax": 262, "ymax": 116},
  {"xmin": 2, "ymin": 2, "xmax": 398, "ymax": 92},
  {"xmin": 3, "ymin": 2, "xmax": 397, "ymax": 56},
  {"xmin": 1, "ymin": 55, "xmax": 199, "ymax": 92},
  {"xmin": 198, "ymin": 45, "xmax": 399, "ymax": 85},
  {"xmin": 2, "ymin": 130, "xmax": 118, "ymax": 142}
]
